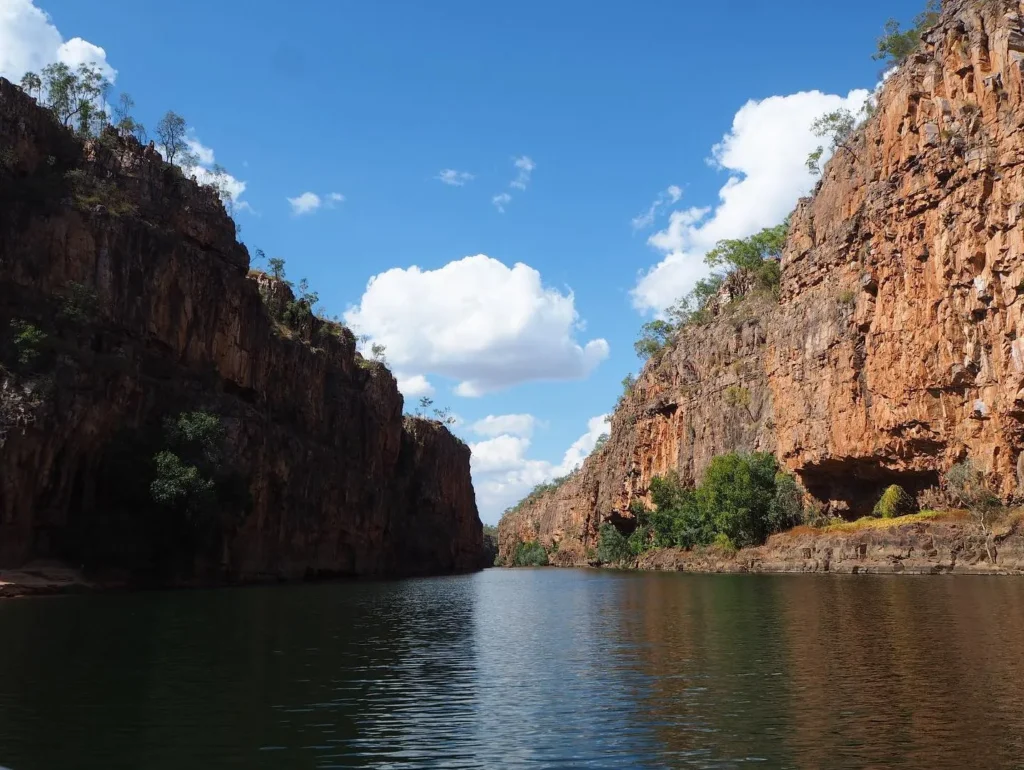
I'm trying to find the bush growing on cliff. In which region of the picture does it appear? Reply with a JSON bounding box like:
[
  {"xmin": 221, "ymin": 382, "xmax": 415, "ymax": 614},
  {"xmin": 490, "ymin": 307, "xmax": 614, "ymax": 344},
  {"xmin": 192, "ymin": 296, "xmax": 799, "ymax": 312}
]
[
  {"xmin": 7, "ymin": 321, "xmax": 48, "ymax": 368},
  {"xmin": 945, "ymin": 460, "xmax": 1002, "ymax": 561},
  {"xmin": 625, "ymin": 454, "xmax": 805, "ymax": 555},
  {"xmin": 511, "ymin": 540, "xmax": 548, "ymax": 567},
  {"xmin": 872, "ymin": 484, "xmax": 915, "ymax": 519},
  {"xmin": 59, "ymin": 282, "xmax": 100, "ymax": 323},
  {"xmin": 150, "ymin": 411, "xmax": 248, "ymax": 523},
  {"xmin": 806, "ymin": 109, "xmax": 858, "ymax": 175},
  {"xmin": 873, "ymin": 0, "xmax": 941, "ymax": 66},
  {"xmin": 597, "ymin": 524, "xmax": 630, "ymax": 565},
  {"xmin": 634, "ymin": 223, "xmax": 788, "ymax": 363}
]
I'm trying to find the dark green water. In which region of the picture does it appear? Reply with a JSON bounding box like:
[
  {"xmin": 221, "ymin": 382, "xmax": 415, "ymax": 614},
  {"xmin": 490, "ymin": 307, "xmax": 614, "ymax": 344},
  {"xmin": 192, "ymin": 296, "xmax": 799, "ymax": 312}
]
[{"xmin": 1, "ymin": 569, "xmax": 1023, "ymax": 769}]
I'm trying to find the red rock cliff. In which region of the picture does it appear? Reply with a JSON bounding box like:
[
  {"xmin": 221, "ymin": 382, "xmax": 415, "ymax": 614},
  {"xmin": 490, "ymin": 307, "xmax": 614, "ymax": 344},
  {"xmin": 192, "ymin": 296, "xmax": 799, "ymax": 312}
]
[
  {"xmin": 500, "ymin": 0, "xmax": 1024, "ymax": 563},
  {"xmin": 0, "ymin": 78, "xmax": 482, "ymax": 581}
]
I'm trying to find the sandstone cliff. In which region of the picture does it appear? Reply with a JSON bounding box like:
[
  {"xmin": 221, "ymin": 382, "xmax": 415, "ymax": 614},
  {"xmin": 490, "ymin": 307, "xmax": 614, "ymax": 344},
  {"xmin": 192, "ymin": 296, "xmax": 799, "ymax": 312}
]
[
  {"xmin": 500, "ymin": 0, "xmax": 1024, "ymax": 564},
  {"xmin": 0, "ymin": 78, "xmax": 482, "ymax": 582}
]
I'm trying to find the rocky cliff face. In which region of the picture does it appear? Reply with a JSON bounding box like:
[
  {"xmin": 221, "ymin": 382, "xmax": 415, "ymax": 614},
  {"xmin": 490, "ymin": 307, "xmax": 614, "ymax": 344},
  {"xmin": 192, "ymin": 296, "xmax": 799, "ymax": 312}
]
[
  {"xmin": 770, "ymin": 0, "xmax": 1024, "ymax": 510},
  {"xmin": 0, "ymin": 78, "xmax": 482, "ymax": 581},
  {"xmin": 499, "ymin": 299, "xmax": 775, "ymax": 565},
  {"xmin": 500, "ymin": 0, "xmax": 1024, "ymax": 562}
]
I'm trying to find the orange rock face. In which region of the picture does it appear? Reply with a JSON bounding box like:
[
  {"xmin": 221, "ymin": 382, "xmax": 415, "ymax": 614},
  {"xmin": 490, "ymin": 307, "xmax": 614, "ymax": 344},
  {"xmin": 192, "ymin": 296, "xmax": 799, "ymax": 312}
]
[
  {"xmin": 770, "ymin": 0, "xmax": 1024, "ymax": 507},
  {"xmin": 0, "ymin": 79, "xmax": 482, "ymax": 581},
  {"xmin": 500, "ymin": 0, "xmax": 1024, "ymax": 561}
]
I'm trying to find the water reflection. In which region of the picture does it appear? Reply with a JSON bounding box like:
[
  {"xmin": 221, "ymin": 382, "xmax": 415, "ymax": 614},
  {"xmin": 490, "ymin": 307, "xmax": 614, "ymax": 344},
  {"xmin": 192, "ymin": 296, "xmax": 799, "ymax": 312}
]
[{"xmin": 0, "ymin": 571, "xmax": 1021, "ymax": 768}]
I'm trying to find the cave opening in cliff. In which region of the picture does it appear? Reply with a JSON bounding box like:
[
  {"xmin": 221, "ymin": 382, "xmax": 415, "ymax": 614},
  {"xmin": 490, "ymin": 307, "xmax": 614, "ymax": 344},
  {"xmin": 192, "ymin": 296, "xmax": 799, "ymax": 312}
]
[{"xmin": 798, "ymin": 460, "xmax": 940, "ymax": 518}]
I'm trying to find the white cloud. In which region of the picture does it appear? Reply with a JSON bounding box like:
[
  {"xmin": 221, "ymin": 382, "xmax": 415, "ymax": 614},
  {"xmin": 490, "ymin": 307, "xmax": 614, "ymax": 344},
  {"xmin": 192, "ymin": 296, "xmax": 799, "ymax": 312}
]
[
  {"xmin": 287, "ymin": 190, "xmax": 344, "ymax": 215},
  {"xmin": 344, "ymin": 254, "xmax": 609, "ymax": 397},
  {"xmin": 436, "ymin": 169, "xmax": 475, "ymax": 186},
  {"xmin": 471, "ymin": 414, "xmax": 537, "ymax": 439},
  {"xmin": 186, "ymin": 137, "xmax": 215, "ymax": 166},
  {"xmin": 631, "ymin": 184, "xmax": 683, "ymax": 230},
  {"xmin": 396, "ymin": 374, "xmax": 434, "ymax": 398},
  {"xmin": 470, "ymin": 413, "xmax": 609, "ymax": 522},
  {"xmin": 0, "ymin": 1, "xmax": 116, "ymax": 84},
  {"xmin": 55, "ymin": 38, "xmax": 116, "ymax": 81},
  {"xmin": 287, "ymin": 191, "xmax": 321, "ymax": 215},
  {"xmin": 491, "ymin": 155, "xmax": 536, "ymax": 212},
  {"xmin": 492, "ymin": 192, "xmax": 511, "ymax": 213},
  {"xmin": 509, "ymin": 155, "xmax": 535, "ymax": 190},
  {"xmin": 180, "ymin": 135, "xmax": 250, "ymax": 213},
  {"xmin": 632, "ymin": 88, "xmax": 870, "ymax": 315}
]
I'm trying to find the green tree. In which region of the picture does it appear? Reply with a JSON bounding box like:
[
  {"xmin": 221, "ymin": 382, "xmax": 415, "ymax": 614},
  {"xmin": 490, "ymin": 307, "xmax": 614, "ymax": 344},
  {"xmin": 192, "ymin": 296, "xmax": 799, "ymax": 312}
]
[
  {"xmin": 150, "ymin": 411, "xmax": 231, "ymax": 521},
  {"xmin": 597, "ymin": 524, "xmax": 629, "ymax": 565},
  {"xmin": 874, "ymin": 1, "xmax": 941, "ymax": 66},
  {"xmin": 694, "ymin": 452, "xmax": 779, "ymax": 548},
  {"xmin": 156, "ymin": 111, "xmax": 198, "ymax": 167},
  {"xmin": 9, "ymin": 321, "xmax": 47, "ymax": 367},
  {"xmin": 19, "ymin": 71, "xmax": 42, "ymax": 100},
  {"xmin": 807, "ymin": 109, "xmax": 858, "ymax": 175},
  {"xmin": 634, "ymin": 318, "xmax": 675, "ymax": 360},
  {"xmin": 37, "ymin": 63, "xmax": 109, "ymax": 135},
  {"xmin": 769, "ymin": 471, "xmax": 805, "ymax": 533},
  {"xmin": 945, "ymin": 460, "xmax": 1001, "ymax": 562},
  {"xmin": 511, "ymin": 540, "xmax": 548, "ymax": 566},
  {"xmin": 267, "ymin": 257, "xmax": 286, "ymax": 281}
]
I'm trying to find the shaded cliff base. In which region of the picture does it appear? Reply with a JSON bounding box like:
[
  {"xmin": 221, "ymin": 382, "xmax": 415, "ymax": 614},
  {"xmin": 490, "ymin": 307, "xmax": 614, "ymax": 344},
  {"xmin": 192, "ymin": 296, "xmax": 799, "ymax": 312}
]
[{"xmin": 544, "ymin": 511, "xmax": 1024, "ymax": 575}]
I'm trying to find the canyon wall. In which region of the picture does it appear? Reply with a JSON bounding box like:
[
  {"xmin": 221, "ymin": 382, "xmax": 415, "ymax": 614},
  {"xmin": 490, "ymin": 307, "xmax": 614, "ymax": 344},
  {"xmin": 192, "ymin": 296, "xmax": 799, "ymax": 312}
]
[
  {"xmin": 499, "ymin": 300, "xmax": 775, "ymax": 565},
  {"xmin": 0, "ymin": 78, "xmax": 482, "ymax": 582},
  {"xmin": 500, "ymin": 0, "xmax": 1024, "ymax": 562}
]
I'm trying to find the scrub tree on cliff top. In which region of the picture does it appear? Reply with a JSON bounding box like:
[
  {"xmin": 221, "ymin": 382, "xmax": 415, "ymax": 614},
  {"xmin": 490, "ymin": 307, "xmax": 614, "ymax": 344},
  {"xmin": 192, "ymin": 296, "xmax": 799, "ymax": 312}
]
[
  {"xmin": 156, "ymin": 111, "xmax": 198, "ymax": 168},
  {"xmin": 874, "ymin": 0, "xmax": 942, "ymax": 66},
  {"xmin": 634, "ymin": 222, "xmax": 788, "ymax": 359},
  {"xmin": 20, "ymin": 63, "xmax": 110, "ymax": 136},
  {"xmin": 806, "ymin": 109, "xmax": 857, "ymax": 175}
]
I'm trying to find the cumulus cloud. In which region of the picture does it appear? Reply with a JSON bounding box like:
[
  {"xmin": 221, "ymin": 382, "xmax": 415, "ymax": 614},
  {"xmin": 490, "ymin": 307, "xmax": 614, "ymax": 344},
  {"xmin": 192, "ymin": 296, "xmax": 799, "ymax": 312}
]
[
  {"xmin": 0, "ymin": 0, "xmax": 116, "ymax": 84},
  {"xmin": 288, "ymin": 192, "xmax": 322, "ymax": 215},
  {"xmin": 436, "ymin": 169, "xmax": 475, "ymax": 186},
  {"xmin": 179, "ymin": 135, "xmax": 250, "ymax": 213},
  {"xmin": 631, "ymin": 184, "xmax": 682, "ymax": 230},
  {"xmin": 396, "ymin": 374, "xmax": 434, "ymax": 398},
  {"xmin": 471, "ymin": 414, "xmax": 537, "ymax": 439},
  {"xmin": 344, "ymin": 254, "xmax": 609, "ymax": 397},
  {"xmin": 632, "ymin": 88, "xmax": 870, "ymax": 315},
  {"xmin": 287, "ymin": 190, "xmax": 344, "ymax": 215},
  {"xmin": 470, "ymin": 414, "xmax": 609, "ymax": 522},
  {"xmin": 492, "ymin": 192, "xmax": 512, "ymax": 213}
]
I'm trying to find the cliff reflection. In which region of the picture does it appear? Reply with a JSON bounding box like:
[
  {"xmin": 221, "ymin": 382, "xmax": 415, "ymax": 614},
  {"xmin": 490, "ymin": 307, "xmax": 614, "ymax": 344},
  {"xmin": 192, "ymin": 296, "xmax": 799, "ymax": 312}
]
[{"xmin": 609, "ymin": 574, "xmax": 1024, "ymax": 769}]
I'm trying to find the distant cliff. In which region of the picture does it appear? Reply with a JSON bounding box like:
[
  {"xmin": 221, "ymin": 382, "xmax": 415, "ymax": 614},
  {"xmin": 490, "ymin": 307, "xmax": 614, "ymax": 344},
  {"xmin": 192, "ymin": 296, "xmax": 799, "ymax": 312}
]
[
  {"xmin": 500, "ymin": 0, "xmax": 1024, "ymax": 565},
  {"xmin": 0, "ymin": 78, "xmax": 482, "ymax": 583}
]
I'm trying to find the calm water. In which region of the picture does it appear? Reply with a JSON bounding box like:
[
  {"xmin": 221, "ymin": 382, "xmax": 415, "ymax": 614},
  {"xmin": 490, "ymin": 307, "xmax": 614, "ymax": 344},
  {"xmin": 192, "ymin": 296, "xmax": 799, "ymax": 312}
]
[{"xmin": 1, "ymin": 570, "xmax": 1023, "ymax": 769}]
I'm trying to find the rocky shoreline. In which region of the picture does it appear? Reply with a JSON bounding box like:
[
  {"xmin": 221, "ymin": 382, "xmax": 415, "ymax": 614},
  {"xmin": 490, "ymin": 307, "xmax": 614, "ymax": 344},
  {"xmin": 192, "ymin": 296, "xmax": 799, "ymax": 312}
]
[{"xmin": 538, "ymin": 515, "xmax": 1024, "ymax": 576}]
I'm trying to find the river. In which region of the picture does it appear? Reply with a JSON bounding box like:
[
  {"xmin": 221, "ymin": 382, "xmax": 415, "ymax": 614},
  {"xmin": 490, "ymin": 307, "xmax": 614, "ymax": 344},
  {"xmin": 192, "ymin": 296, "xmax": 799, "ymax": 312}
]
[{"xmin": 0, "ymin": 569, "xmax": 1022, "ymax": 769}]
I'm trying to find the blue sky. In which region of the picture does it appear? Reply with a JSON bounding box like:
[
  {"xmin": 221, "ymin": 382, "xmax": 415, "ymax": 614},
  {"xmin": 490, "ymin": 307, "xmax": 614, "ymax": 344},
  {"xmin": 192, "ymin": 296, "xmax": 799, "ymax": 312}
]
[{"xmin": 2, "ymin": 0, "xmax": 923, "ymax": 522}]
